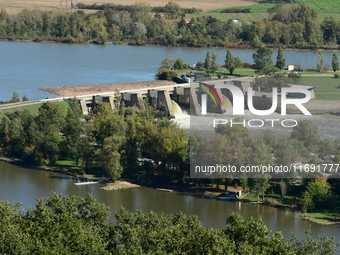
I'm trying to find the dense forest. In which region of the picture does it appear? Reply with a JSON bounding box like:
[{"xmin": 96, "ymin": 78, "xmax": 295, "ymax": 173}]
[
  {"xmin": 0, "ymin": 2, "xmax": 340, "ymax": 47},
  {"xmin": 0, "ymin": 193, "xmax": 338, "ymax": 254}
]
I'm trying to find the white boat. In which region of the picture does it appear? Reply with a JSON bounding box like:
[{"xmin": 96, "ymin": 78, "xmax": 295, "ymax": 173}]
[{"xmin": 74, "ymin": 180, "xmax": 104, "ymax": 185}]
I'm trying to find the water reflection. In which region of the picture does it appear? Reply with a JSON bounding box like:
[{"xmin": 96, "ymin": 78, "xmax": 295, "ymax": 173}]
[{"xmin": 0, "ymin": 160, "xmax": 340, "ymax": 242}]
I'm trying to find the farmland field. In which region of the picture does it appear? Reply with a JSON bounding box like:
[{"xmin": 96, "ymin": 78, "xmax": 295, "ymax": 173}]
[{"xmin": 0, "ymin": 0, "xmax": 259, "ymax": 14}]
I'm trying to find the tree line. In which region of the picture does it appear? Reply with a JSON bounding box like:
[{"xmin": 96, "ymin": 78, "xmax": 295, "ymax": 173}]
[
  {"xmin": 0, "ymin": 192, "xmax": 338, "ymax": 254},
  {"xmin": 1, "ymin": 96, "xmax": 340, "ymax": 213},
  {"xmin": 1, "ymin": 3, "xmax": 340, "ymax": 47}
]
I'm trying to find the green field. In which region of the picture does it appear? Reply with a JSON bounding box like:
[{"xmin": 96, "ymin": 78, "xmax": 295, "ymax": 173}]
[
  {"xmin": 297, "ymin": 76, "xmax": 340, "ymax": 99},
  {"xmin": 1, "ymin": 101, "xmax": 69, "ymax": 115},
  {"xmin": 188, "ymin": 1, "xmax": 340, "ymax": 23},
  {"xmin": 299, "ymin": 0, "xmax": 340, "ymax": 13}
]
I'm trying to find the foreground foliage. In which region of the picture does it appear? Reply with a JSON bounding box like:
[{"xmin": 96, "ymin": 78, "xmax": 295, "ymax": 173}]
[{"xmin": 0, "ymin": 193, "xmax": 338, "ymax": 254}]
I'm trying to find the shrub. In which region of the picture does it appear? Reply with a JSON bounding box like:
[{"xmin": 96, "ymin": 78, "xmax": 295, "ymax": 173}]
[
  {"xmin": 334, "ymin": 73, "xmax": 340, "ymax": 78},
  {"xmin": 221, "ymin": 8, "xmax": 251, "ymax": 13},
  {"xmin": 264, "ymin": 198, "xmax": 279, "ymax": 206}
]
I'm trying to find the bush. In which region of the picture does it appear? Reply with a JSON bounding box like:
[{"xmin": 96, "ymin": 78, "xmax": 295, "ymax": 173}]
[
  {"xmin": 156, "ymin": 68, "xmax": 177, "ymax": 80},
  {"xmin": 334, "ymin": 73, "xmax": 340, "ymax": 78},
  {"xmin": 264, "ymin": 198, "xmax": 279, "ymax": 206}
]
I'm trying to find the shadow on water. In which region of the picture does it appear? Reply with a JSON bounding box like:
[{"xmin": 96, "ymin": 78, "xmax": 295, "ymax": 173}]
[{"xmin": 49, "ymin": 176, "xmax": 74, "ymax": 180}]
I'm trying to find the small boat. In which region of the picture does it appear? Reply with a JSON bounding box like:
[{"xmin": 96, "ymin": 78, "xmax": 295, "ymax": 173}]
[
  {"xmin": 74, "ymin": 180, "xmax": 104, "ymax": 185},
  {"xmin": 156, "ymin": 188, "xmax": 173, "ymax": 192}
]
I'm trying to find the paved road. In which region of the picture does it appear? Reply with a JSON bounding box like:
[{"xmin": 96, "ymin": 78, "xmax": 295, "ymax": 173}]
[{"xmin": 0, "ymin": 101, "xmax": 42, "ymax": 110}]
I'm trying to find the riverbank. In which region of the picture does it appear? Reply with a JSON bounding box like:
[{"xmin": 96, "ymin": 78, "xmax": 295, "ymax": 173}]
[
  {"xmin": 302, "ymin": 212, "xmax": 340, "ymax": 225},
  {"xmin": 101, "ymin": 180, "xmax": 140, "ymax": 191},
  {"xmin": 1, "ymin": 156, "xmax": 340, "ymax": 225},
  {"xmin": 1, "ymin": 36, "xmax": 340, "ymax": 52}
]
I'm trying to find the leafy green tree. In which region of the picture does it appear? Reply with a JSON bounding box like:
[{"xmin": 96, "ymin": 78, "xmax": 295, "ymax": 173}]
[
  {"xmin": 164, "ymin": 1, "xmax": 185, "ymax": 19},
  {"xmin": 101, "ymin": 135, "xmax": 124, "ymax": 181},
  {"xmin": 226, "ymin": 213, "xmax": 293, "ymax": 254},
  {"xmin": 114, "ymin": 208, "xmax": 234, "ymax": 254},
  {"xmin": 275, "ymin": 137, "xmax": 297, "ymax": 166},
  {"xmin": 317, "ymin": 52, "xmax": 325, "ymax": 73},
  {"xmin": 210, "ymin": 52, "xmax": 219, "ymax": 72},
  {"xmin": 173, "ymin": 57, "xmax": 187, "ymax": 70},
  {"xmin": 22, "ymin": 95, "xmax": 29, "ymax": 101},
  {"xmin": 92, "ymin": 102, "xmax": 126, "ymax": 147},
  {"xmin": 0, "ymin": 200, "xmax": 31, "ymax": 254},
  {"xmin": 225, "ymin": 50, "xmax": 236, "ymax": 74},
  {"xmin": 301, "ymin": 178, "xmax": 331, "ymax": 212},
  {"xmin": 24, "ymin": 193, "xmax": 110, "ymax": 254},
  {"xmin": 63, "ymin": 98, "xmax": 84, "ymax": 165},
  {"xmin": 28, "ymin": 102, "xmax": 66, "ymax": 165},
  {"xmin": 276, "ymin": 47, "xmax": 286, "ymax": 70},
  {"xmin": 249, "ymin": 174, "xmax": 271, "ymax": 202},
  {"xmin": 332, "ymin": 53, "xmax": 339, "ymax": 72},
  {"xmin": 253, "ymin": 46, "xmax": 274, "ymax": 72},
  {"xmin": 290, "ymin": 120, "xmax": 320, "ymax": 152},
  {"xmin": 10, "ymin": 92, "xmax": 20, "ymax": 103},
  {"xmin": 204, "ymin": 51, "xmax": 211, "ymax": 72}
]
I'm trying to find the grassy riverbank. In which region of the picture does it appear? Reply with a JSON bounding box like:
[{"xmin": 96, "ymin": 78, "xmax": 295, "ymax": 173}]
[{"xmin": 302, "ymin": 211, "xmax": 340, "ymax": 225}]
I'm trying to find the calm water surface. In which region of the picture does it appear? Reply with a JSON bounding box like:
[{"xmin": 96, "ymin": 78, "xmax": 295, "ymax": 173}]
[
  {"xmin": 0, "ymin": 41, "xmax": 339, "ymax": 101},
  {"xmin": 1, "ymin": 161, "xmax": 340, "ymax": 242}
]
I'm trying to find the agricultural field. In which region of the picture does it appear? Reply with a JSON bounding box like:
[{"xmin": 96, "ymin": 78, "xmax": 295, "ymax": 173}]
[
  {"xmin": 0, "ymin": 0, "xmax": 259, "ymax": 14},
  {"xmin": 189, "ymin": 0, "xmax": 340, "ymax": 23},
  {"xmin": 299, "ymin": 0, "xmax": 340, "ymax": 13},
  {"xmin": 187, "ymin": 12, "xmax": 268, "ymax": 22}
]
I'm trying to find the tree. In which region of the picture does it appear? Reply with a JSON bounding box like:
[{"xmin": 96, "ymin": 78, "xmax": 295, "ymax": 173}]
[
  {"xmin": 249, "ymin": 174, "xmax": 271, "ymax": 202},
  {"xmin": 173, "ymin": 58, "xmax": 187, "ymax": 70},
  {"xmin": 290, "ymin": 120, "xmax": 320, "ymax": 152},
  {"xmin": 28, "ymin": 102, "xmax": 66, "ymax": 165},
  {"xmin": 225, "ymin": 50, "xmax": 236, "ymax": 74},
  {"xmin": 332, "ymin": 53, "xmax": 339, "ymax": 72},
  {"xmin": 276, "ymin": 47, "xmax": 286, "ymax": 70},
  {"xmin": 316, "ymin": 52, "xmax": 325, "ymax": 73},
  {"xmin": 101, "ymin": 135, "xmax": 124, "ymax": 181},
  {"xmin": 225, "ymin": 213, "xmax": 293, "ymax": 254},
  {"xmin": 204, "ymin": 51, "xmax": 211, "ymax": 72},
  {"xmin": 301, "ymin": 178, "xmax": 331, "ymax": 212},
  {"xmin": 164, "ymin": 1, "xmax": 185, "ymax": 19},
  {"xmin": 210, "ymin": 52, "xmax": 219, "ymax": 72},
  {"xmin": 275, "ymin": 138, "xmax": 297, "ymax": 166},
  {"xmin": 63, "ymin": 98, "xmax": 84, "ymax": 165},
  {"xmin": 279, "ymin": 180, "xmax": 287, "ymax": 199},
  {"xmin": 133, "ymin": 21, "xmax": 147, "ymax": 41},
  {"xmin": 10, "ymin": 92, "xmax": 20, "ymax": 103},
  {"xmin": 253, "ymin": 46, "xmax": 274, "ymax": 72},
  {"xmin": 114, "ymin": 208, "xmax": 234, "ymax": 254},
  {"xmin": 22, "ymin": 95, "xmax": 29, "ymax": 101}
]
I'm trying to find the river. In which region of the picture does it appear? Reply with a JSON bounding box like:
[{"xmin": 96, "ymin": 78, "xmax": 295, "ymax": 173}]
[
  {"xmin": 0, "ymin": 41, "xmax": 339, "ymax": 101},
  {"xmin": 1, "ymin": 160, "xmax": 340, "ymax": 242},
  {"xmin": 1, "ymin": 41, "xmax": 340, "ymax": 244}
]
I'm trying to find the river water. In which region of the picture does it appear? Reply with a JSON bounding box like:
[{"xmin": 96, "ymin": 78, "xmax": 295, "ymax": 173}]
[
  {"xmin": 0, "ymin": 41, "xmax": 339, "ymax": 101},
  {"xmin": 1, "ymin": 41, "xmax": 340, "ymax": 243},
  {"xmin": 1, "ymin": 160, "xmax": 340, "ymax": 242}
]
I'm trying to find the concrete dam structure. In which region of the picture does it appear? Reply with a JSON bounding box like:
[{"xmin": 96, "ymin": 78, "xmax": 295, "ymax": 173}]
[{"xmin": 51, "ymin": 78, "xmax": 340, "ymax": 117}]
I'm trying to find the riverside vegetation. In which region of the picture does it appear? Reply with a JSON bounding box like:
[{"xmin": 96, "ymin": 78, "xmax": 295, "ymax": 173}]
[
  {"xmin": 0, "ymin": 192, "xmax": 338, "ymax": 254},
  {"xmin": 1, "ymin": 93, "xmax": 340, "ymax": 216},
  {"xmin": 0, "ymin": 1, "xmax": 340, "ymax": 48}
]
